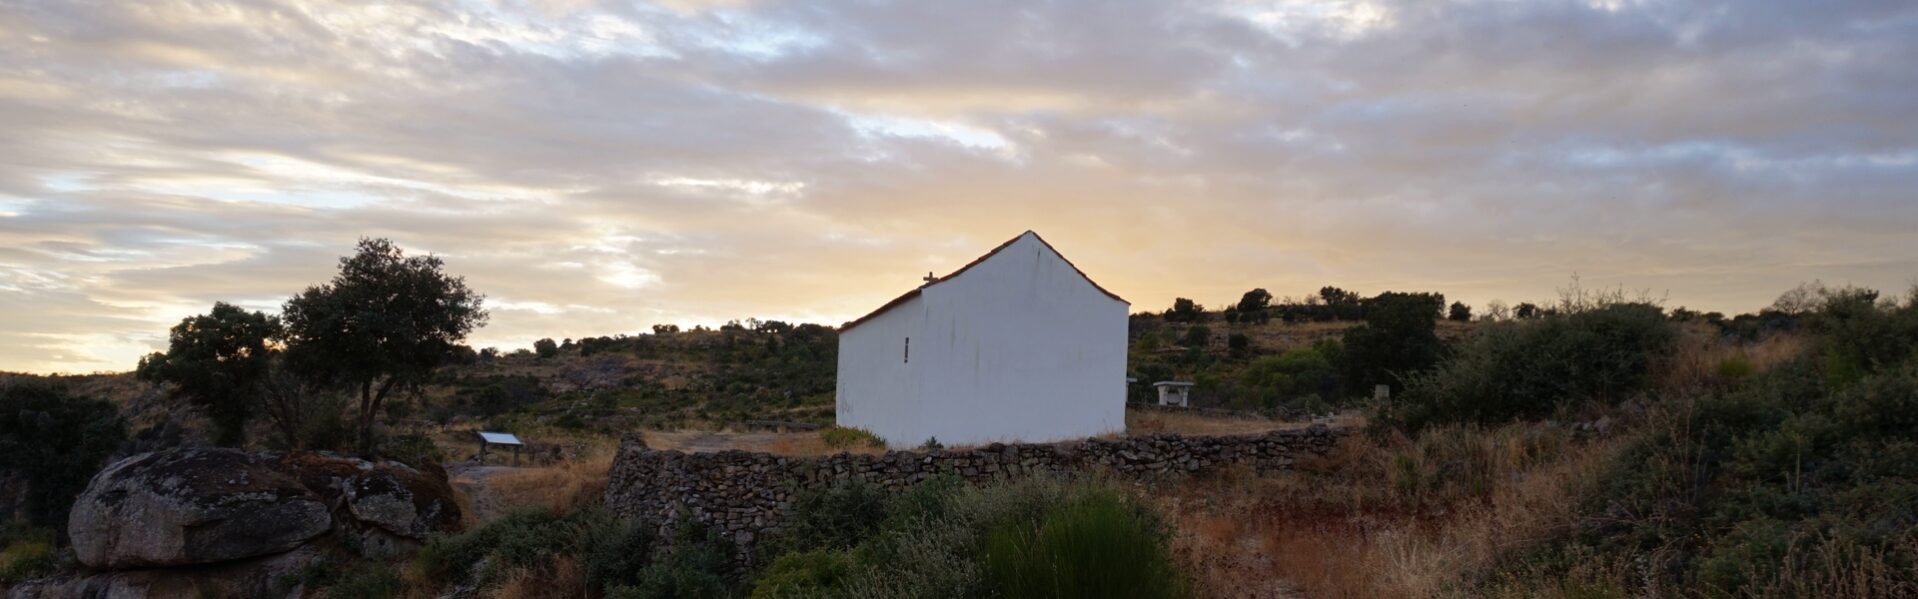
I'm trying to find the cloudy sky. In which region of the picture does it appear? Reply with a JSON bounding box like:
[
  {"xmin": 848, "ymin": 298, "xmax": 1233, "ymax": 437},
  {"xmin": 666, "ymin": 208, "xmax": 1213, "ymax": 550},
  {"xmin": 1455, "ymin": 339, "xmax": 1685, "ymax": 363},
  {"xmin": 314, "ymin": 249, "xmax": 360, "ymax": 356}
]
[{"xmin": 2, "ymin": 0, "xmax": 1914, "ymax": 373}]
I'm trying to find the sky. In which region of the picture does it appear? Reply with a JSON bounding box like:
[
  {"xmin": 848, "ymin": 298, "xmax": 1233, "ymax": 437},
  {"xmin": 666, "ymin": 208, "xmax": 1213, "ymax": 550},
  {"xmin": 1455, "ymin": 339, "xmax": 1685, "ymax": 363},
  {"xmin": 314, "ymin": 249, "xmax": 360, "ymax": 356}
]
[{"xmin": 1, "ymin": 0, "xmax": 1915, "ymax": 374}]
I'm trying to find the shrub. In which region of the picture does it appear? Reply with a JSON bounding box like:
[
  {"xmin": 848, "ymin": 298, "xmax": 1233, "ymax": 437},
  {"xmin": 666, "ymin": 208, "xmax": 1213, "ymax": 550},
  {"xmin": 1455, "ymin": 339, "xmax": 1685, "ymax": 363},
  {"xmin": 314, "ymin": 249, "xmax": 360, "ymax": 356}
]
[
  {"xmin": 1163, "ymin": 298, "xmax": 1204, "ymax": 323},
  {"xmin": 1341, "ymin": 292, "xmax": 1446, "ymax": 394},
  {"xmin": 1239, "ymin": 340, "xmax": 1345, "ymax": 407},
  {"xmin": 981, "ymin": 488, "xmax": 1187, "ymax": 599},
  {"xmin": 1386, "ymin": 303, "xmax": 1675, "ymax": 430},
  {"xmin": 1715, "ymin": 354, "xmax": 1757, "ymax": 381},
  {"xmin": 775, "ymin": 481, "xmax": 889, "ymax": 555},
  {"xmin": 321, "ymin": 561, "xmax": 405, "ymax": 599},
  {"xmin": 751, "ymin": 549, "xmax": 856, "ymax": 599},
  {"xmin": 818, "ymin": 426, "xmax": 885, "ymax": 450},
  {"xmin": 379, "ymin": 431, "xmax": 445, "ymax": 470},
  {"xmin": 0, "ymin": 380, "xmax": 126, "ymax": 528},
  {"xmin": 0, "ymin": 538, "xmax": 55, "ymax": 584},
  {"xmin": 1179, "ymin": 326, "xmax": 1211, "ymax": 348},
  {"xmin": 1807, "ymin": 286, "xmax": 1918, "ymax": 388},
  {"xmin": 802, "ymin": 478, "xmax": 1186, "ymax": 599},
  {"xmin": 416, "ymin": 508, "xmax": 618, "ymax": 589},
  {"xmin": 1448, "ymin": 301, "xmax": 1472, "ymax": 322},
  {"xmin": 613, "ymin": 524, "xmax": 737, "ymax": 599},
  {"xmin": 1226, "ymin": 333, "xmax": 1249, "ymax": 353},
  {"xmin": 585, "ymin": 520, "xmax": 658, "ymax": 593},
  {"xmin": 1502, "ymin": 292, "xmax": 1918, "ymax": 596},
  {"xmin": 292, "ymin": 391, "xmax": 353, "ymax": 452}
]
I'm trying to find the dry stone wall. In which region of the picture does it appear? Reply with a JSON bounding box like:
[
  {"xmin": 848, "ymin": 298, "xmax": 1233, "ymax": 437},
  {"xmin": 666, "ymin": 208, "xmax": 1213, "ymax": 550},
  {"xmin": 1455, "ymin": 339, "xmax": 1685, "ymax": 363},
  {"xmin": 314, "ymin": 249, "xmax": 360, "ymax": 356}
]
[{"xmin": 603, "ymin": 427, "xmax": 1343, "ymax": 551}]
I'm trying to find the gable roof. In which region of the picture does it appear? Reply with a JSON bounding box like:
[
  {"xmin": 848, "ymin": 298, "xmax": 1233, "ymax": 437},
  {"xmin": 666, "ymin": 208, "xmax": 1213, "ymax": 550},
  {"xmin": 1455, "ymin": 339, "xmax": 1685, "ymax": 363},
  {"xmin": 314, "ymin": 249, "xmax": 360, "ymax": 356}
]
[{"xmin": 839, "ymin": 231, "xmax": 1128, "ymax": 332}]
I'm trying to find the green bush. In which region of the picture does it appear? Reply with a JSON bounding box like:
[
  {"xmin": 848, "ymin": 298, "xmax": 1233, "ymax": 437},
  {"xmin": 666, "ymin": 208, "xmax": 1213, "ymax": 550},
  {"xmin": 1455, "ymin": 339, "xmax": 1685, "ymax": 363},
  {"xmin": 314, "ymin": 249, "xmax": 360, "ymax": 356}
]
[
  {"xmin": 1500, "ymin": 291, "xmax": 1918, "ymax": 596},
  {"xmin": 613, "ymin": 524, "xmax": 737, "ymax": 599},
  {"xmin": 750, "ymin": 549, "xmax": 855, "ymax": 599},
  {"xmin": 1226, "ymin": 333, "xmax": 1249, "ymax": 353},
  {"xmin": 1341, "ymin": 291, "xmax": 1447, "ymax": 394},
  {"xmin": 981, "ymin": 488, "xmax": 1187, "ymax": 599},
  {"xmin": 585, "ymin": 520, "xmax": 659, "ymax": 593},
  {"xmin": 1178, "ymin": 326, "xmax": 1211, "ymax": 348},
  {"xmin": 0, "ymin": 539, "xmax": 56, "ymax": 584},
  {"xmin": 1808, "ymin": 287, "xmax": 1918, "ymax": 387},
  {"xmin": 818, "ymin": 426, "xmax": 884, "ymax": 450},
  {"xmin": 379, "ymin": 431, "xmax": 445, "ymax": 470},
  {"xmin": 416, "ymin": 506, "xmax": 738, "ymax": 598},
  {"xmin": 1239, "ymin": 340, "xmax": 1345, "ymax": 407},
  {"xmin": 756, "ymin": 477, "xmax": 1186, "ymax": 599},
  {"xmin": 1386, "ymin": 303, "xmax": 1675, "ymax": 431},
  {"xmin": 0, "ymin": 380, "xmax": 126, "ymax": 528},
  {"xmin": 1715, "ymin": 354, "xmax": 1757, "ymax": 381},
  {"xmin": 416, "ymin": 508, "xmax": 618, "ymax": 589},
  {"xmin": 320, "ymin": 561, "xmax": 405, "ymax": 599},
  {"xmin": 292, "ymin": 391, "xmax": 353, "ymax": 451},
  {"xmin": 1163, "ymin": 298, "xmax": 1204, "ymax": 323},
  {"xmin": 773, "ymin": 481, "xmax": 889, "ymax": 555}
]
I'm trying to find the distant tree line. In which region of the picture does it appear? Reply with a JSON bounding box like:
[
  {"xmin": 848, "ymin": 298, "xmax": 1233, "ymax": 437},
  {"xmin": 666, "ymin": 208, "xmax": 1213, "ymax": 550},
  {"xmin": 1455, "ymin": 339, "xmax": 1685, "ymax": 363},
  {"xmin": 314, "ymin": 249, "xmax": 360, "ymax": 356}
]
[
  {"xmin": 1161, "ymin": 285, "xmax": 1447, "ymax": 325},
  {"xmin": 1133, "ymin": 277, "xmax": 1831, "ymax": 417}
]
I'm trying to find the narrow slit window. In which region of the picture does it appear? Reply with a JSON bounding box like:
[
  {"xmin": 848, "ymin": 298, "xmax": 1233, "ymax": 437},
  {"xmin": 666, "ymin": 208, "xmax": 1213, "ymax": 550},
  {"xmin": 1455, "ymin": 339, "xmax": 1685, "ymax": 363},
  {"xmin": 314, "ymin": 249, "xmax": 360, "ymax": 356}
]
[{"xmin": 904, "ymin": 337, "xmax": 910, "ymax": 363}]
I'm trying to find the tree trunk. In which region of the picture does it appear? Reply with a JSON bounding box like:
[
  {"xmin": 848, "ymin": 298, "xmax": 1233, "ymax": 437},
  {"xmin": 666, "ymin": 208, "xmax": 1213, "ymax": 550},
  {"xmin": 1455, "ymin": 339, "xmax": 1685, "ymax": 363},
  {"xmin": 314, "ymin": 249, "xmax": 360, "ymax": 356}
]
[
  {"xmin": 357, "ymin": 379, "xmax": 375, "ymax": 453},
  {"xmin": 264, "ymin": 381, "xmax": 300, "ymax": 449},
  {"xmin": 358, "ymin": 377, "xmax": 400, "ymax": 454}
]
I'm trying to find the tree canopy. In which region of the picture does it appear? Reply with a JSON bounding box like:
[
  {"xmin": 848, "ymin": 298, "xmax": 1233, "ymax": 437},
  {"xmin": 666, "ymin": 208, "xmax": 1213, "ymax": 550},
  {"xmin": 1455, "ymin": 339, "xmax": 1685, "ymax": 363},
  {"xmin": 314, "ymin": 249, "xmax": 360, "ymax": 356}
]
[
  {"xmin": 282, "ymin": 238, "xmax": 487, "ymax": 449},
  {"xmin": 1341, "ymin": 291, "xmax": 1447, "ymax": 393},
  {"xmin": 0, "ymin": 380, "xmax": 125, "ymax": 529},
  {"xmin": 136, "ymin": 302, "xmax": 280, "ymax": 446},
  {"xmin": 1164, "ymin": 298, "xmax": 1205, "ymax": 322}
]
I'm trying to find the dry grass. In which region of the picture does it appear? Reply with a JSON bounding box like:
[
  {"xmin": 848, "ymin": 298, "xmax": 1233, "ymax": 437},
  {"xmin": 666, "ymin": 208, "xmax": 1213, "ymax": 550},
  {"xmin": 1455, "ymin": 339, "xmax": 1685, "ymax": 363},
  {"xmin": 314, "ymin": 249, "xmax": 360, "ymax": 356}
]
[
  {"xmin": 485, "ymin": 556, "xmax": 589, "ymax": 599},
  {"xmin": 1156, "ymin": 422, "xmax": 1628, "ymax": 599},
  {"xmin": 1127, "ymin": 408, "xmax": 1359, "ymax": 436},
  {"xmin": 1655, "ymin": 323, "xmax": 1805, "ymax": 393},
  {"xmin": 638, "ymin": 428, "xmax": 885, "ymax": 456},
  {"xmin": 478, "ymin": 445, "xmax": 617, "ymax": 516}
]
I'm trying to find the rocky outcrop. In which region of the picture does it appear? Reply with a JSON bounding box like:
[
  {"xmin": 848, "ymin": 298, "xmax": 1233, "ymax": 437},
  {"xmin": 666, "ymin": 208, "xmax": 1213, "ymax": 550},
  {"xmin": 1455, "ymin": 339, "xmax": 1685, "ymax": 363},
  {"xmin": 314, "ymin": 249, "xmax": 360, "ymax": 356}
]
[
  {"xmin": 25, "ymin": 448, "xmax": 464, "ymax": 599},
  {"xmin": 68, "ymin": 449, "xmax": 332, "ymax": 570},
  {"xmin": 296, "ymin": 456, "xmax": 460, "ymax": 532},
  {"xmin": 9, "ymin": 546, "xmax": 320, "ymax": 599},
  {"xmin": 604, "ymin": 427, "xmax": 1344, "ymax": 553},
  {"xmin": 280, "ymin": 452, "xmax": 463, "ymax": 557}
]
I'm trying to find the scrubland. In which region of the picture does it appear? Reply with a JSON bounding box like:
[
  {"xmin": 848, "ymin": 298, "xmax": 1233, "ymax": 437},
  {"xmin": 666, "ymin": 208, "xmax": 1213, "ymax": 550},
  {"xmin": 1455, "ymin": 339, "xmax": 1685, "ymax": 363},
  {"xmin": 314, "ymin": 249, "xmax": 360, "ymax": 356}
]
[{"xmin": 8, "ymin": 284, "xmax": 1918, "ymax": 598}]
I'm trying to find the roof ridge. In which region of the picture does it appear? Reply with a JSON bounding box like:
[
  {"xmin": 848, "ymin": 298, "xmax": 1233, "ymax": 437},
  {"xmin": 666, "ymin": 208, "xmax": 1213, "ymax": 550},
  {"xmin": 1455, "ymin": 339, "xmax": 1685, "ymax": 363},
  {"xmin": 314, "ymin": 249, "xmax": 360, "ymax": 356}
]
[{"xmin": 839, "ymin": 231, "xmax": 1127, "ymax": 332}]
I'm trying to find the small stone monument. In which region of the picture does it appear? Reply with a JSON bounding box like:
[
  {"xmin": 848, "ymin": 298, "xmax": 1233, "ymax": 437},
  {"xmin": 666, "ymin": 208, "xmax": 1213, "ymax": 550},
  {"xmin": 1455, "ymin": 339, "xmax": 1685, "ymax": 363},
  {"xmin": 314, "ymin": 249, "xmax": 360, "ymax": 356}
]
[{"xmin": 1154, "ymin": 381, "xmax": 1195, "ymax": 407}]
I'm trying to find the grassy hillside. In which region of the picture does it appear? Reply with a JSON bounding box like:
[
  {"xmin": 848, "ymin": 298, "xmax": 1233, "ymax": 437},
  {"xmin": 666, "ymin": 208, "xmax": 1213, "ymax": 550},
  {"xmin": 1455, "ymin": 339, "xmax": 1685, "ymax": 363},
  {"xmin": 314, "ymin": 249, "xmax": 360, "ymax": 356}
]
[{"xmin": 13, "ymin": 285, "xmax": 1917, "ymax": 598}]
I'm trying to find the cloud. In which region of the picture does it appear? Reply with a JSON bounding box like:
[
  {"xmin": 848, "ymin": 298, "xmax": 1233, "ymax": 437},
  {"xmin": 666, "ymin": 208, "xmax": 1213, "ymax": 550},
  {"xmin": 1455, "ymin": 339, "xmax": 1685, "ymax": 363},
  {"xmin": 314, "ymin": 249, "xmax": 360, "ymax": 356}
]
[{"xmin": 0, "ymin": 0, "xmax": 1914, "ymax": 372}]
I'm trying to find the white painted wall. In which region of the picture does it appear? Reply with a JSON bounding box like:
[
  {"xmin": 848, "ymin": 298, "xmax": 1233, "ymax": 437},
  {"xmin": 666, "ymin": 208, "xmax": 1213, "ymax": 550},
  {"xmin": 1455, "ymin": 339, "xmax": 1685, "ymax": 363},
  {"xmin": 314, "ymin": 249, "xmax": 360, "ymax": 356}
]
[
  {"xmin": 834, "ymin": 294, "xmax": 924, "ymax": 441},
  {"xmin": 836, "ymin": 232, "xmax": 1128, "ymax": 448}
]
